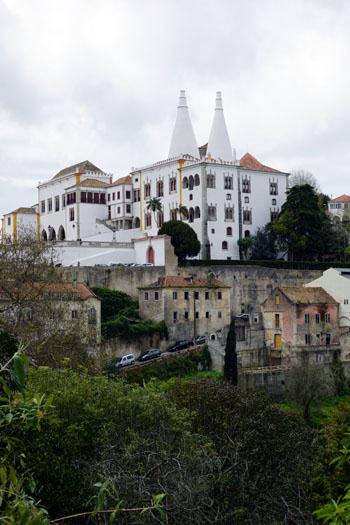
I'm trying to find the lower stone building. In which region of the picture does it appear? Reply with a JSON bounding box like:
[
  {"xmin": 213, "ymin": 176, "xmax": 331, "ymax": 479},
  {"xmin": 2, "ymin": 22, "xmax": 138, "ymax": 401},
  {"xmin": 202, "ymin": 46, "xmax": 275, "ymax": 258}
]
[
  {"xmin": 138, "ymin": 275, "xmax": 231, "ymax": 341},
  {"xmin": 261, "ymin": 286, "xmax": 341, "ymax": 367}
]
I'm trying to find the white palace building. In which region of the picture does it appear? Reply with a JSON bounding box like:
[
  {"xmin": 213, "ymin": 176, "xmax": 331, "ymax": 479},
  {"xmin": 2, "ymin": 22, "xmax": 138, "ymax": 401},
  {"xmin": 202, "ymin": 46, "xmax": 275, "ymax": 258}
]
[{"xmin": 1, "ymin": 91, "xmax": 289, "ymax": 266}]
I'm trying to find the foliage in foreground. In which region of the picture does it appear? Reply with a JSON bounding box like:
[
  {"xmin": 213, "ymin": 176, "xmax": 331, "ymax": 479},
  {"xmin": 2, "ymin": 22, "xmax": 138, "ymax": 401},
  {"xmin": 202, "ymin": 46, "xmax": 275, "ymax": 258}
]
[
  {"xmin": 167, "ymin": 379, "xmax": 316, "ymax": 524},
  {"xmin": 158, "ymin": 220, "xmax": 201, "ymax": 261}
]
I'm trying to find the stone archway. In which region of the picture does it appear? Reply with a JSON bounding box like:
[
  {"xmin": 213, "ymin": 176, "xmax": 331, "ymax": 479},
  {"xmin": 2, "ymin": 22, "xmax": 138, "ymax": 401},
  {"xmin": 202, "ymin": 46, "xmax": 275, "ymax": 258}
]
[
  {"xmin": 58, "ymin": 225, "xmax": 66, "ymax": 241},
  {"xmin": 41, "ymin": 229, "xmax": 48, "ymax": 241}
]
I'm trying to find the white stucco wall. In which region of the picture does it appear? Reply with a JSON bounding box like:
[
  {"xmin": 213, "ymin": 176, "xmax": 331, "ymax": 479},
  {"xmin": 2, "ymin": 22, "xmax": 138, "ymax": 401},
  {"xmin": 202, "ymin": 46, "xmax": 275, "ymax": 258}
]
[{"xmin": 306, "ymin": 268, "xmax": 350, "ymax": 327}]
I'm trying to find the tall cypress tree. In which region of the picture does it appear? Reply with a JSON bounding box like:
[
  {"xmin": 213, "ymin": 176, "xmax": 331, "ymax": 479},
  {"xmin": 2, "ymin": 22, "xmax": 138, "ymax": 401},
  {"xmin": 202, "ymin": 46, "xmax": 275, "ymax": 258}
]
[{"xmin": 224, "ymin": 319, "xmax": 237, "ymax": 385}]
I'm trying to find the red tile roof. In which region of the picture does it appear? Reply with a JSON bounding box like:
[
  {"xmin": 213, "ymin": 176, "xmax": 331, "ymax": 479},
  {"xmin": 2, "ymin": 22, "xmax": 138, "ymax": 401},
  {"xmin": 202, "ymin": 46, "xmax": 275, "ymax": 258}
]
[
  {"xmin": 109, "ymin": 175, "xmax": 132, "ymax": 187},
  {"xmin": 280, "ymin": 286, "xmax": 338, "ymax": 305},
  {"xmin": 239, "ymin": 153, "xmax": 283, "ymax": 173},
  {"xmin": 52, "ymin": 161, "xmax": 103, "ymax": 180},
  {"xmin": 0, "ymin": 282, "xmax": 98, "ymax": 301},
  {"xmin": 330, "ymin": 194, "xmax": 350, "ymax": 203},
  {"xmin": 140, "ymin": 275, "xmax": 229, "ymax": 289}
]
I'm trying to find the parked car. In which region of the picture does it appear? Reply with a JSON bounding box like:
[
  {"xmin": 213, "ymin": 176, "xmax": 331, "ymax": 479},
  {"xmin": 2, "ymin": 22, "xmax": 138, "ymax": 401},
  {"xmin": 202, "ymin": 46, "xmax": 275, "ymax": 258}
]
[
  {"xmin": 167, "ymin": 340, "xmax": 194, "ymax": 352},
  {"xmin": 138, "ymin": 348, "xmax": 161, "ymax": 362},
  {"xmin": 112, "ymin": 354, "xmax": 135, "ymax": 369},
  {"xmin": 194, "ymin": 335, "xmax": 207, "ymax": 345}
]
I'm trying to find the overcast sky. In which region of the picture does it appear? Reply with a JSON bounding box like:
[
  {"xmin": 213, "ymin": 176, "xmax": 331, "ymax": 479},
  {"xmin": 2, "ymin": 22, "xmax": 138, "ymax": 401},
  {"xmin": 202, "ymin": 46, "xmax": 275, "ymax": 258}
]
[{"xmin": 1, "ymin": 0, "xmax": 350, "ymax": 213}]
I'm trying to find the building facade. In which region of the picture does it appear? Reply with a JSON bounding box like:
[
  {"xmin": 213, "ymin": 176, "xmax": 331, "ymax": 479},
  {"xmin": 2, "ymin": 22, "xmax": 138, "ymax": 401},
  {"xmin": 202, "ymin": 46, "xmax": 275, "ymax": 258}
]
[
  {"xmin": 138, "ymin": 275, "xmax": 231, "ymax": 341},
  {"xmin": 262, "ymin": 286, "xmax": 341, "ymax": 367},
  {"xmin": 328, "ymin": 194, "xmax": 350, "ymax": 221},
  {"xmin": 1, "ymin": 206, "xmax": 39, "ymax": 242}
]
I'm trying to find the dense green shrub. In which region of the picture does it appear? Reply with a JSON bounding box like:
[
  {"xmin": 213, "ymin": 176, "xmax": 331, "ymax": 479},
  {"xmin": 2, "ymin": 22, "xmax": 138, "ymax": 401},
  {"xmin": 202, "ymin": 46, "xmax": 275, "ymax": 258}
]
[
  {"xmin": 91, "ymin": 287, "xmax": 139, "ymax": 321},
  {"xmin": 181, "ymin": 259, "xmax": 349, "ymax": 270},
  {"xmin": 23, "ymin": 368, "xmax": 219, "ymax": 523},
  {"xmin": 167, "ymin": 379, "xmax": 316, "ymax": 524},
  {"xmin": 102, "ymin": 317, "xmax": 167, "ymax": 340},
  {"xmin": 118, "ymin": 346, "xmax": 211, "ymax": 384}
]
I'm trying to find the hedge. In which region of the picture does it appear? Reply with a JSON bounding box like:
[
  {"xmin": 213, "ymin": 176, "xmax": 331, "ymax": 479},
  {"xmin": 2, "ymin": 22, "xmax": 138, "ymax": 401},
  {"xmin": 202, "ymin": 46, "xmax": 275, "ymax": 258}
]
[
  {"xmin": 102, "ymin": 318, "xmax": 168, "ymax": 340},
  {"xmin": 180, "ymin": 259, "xmax": 350, "ymax": 271}
]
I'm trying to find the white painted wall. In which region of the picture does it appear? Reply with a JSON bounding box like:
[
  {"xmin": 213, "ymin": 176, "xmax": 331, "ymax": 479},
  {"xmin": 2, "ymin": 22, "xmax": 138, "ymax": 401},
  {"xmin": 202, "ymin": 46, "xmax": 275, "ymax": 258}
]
[{"xmin": 306, "ymin": 268, "xmax": 350, "ymax": 327}]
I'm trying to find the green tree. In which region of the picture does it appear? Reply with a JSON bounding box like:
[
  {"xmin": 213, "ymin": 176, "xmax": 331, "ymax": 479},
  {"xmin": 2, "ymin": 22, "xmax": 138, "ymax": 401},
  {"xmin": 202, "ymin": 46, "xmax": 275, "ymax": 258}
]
[
  {"xmin": 250, "ymin": 223, "xmax": 278, "ymax": 260},
  {"xmin": 273, "ymin": 184, "xmax": 334, "ymax": 261},
  {"xmin": 158, "ymin": 220, "xmax": 200, "ymax": 261},
  {"xmin": 238, "ymin": 236, "xmax": 253, "ymax": 259},
  {"xmin": 223, "ymin": 318, "xmax": 237, "ymax": 385}
]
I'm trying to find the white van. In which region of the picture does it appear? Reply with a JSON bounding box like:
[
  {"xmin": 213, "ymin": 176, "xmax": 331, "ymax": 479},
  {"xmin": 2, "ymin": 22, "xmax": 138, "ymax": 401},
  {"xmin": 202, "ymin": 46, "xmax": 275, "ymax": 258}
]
[{"xmin": 114, "ymin": 354, "xmax": 135, "ymax": 369}]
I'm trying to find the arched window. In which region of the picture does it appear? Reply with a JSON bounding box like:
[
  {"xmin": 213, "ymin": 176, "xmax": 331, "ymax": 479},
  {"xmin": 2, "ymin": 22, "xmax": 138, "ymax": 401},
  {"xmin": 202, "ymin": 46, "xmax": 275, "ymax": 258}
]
[
  {"xmin": 157, "ymin": 180, "xmax": 164, "ymax": 197},
  {"xmin": 57, "ymin": 225, "xmax": 65, "ymax": 241},
  {"xmin": 194, "ymin": 174, "xmax": 200, "ymax": 186},
  {"xmin": 41, "ymin": 229, "xmax": 48, "ymax": 241},
  {"xmin": 134, "ymin": 217, "xmax": 140, "ymax": 228},
  {"xmin": 157, "ymin": 211, "xmax": 164, "ymax": 228},
  {"xmin": 147, "ymin": 246, "xmax": 155, "ymax": 265},
  {"xmin": 182, "ymin": 177, "xmax": 188, "ymax": 189},
  {"xmin": 222, "ymin": 241, "xmax": 228, "ymax": 250},
  {"xmin": 194, "ymin": 206, "xmax": 201, "ymax": 218},
  {"xmin": 189, "ymin": 175, "xmax": 194, "ymax": 190},
  {"xmin": 188, "ymin": 207, "xmax": 194, "ymax": 223},
  {"xmin": 226, "ymin": 227, "xmax": 232, "ymax": 236},
  {"xmin": 244, "ymin": 230, "xmax": 250, "ymax": 238},
  {"xmin": 48, "ymin": 227, "xmax": 56, "ymax": 241}
]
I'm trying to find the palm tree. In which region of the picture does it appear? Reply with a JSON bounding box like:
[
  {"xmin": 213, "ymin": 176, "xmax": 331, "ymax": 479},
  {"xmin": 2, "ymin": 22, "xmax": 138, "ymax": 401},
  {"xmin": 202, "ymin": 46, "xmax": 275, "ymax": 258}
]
[{"xmin": 147, "ymin": 197, "xmax": 163, "ymax": 227}]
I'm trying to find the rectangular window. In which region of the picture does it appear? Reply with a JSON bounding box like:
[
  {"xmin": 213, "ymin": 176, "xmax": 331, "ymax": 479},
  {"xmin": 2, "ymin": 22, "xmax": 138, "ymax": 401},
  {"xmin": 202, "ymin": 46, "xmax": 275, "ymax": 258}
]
[
  {"xmin": 117, "ymin": 191, "xmax": 120, "ymax": 200},
  {"xmin": 344, "ymin": 299, "xmax": 349, "ymax": 305},
  {"xmin": 62, "ymin": 195, "xmax": 66, "ymax": 208},
  {"xmin": 207, "ymin": 205, "xmax": 217, "ymax": 221},
  {"xmin": 236, "ymin": 326, "xmax": 246, "ymax": 341},
  {"xmin": 270, "ymin": 182, "xmax": 278, "ymax": 195},
  {"xmin": 81, "ymin": 192, "xmax": 87, "ymax": 203},
  {"xmin": 226, "ymin": 194, "xmax": 232, "ymax": 200},
  {"xmin": 93, "ymin": 193, "xmax": 99, "ymax": 204},
  {"xmin": 324, "ymin": 312, "xmax": 330, "ymax": 323},
  {"xmin": 126, "ymin": 190, "xmax": 131, "ymax": 199},
  {"xmin": 154, "ymin": 291, "xmax": 159, "ymax": 300},
  {"xmin": 326, "ymin": 333, "xmax": 331, "ymax": 345},
  {"xmin": 275, "ymin": 313, "xmax": 280, "ymax": 329},
  {"xmin": 41, "ymin": 200, "xmax": 45, "ymax": 213},
  {"xmin": 225, "ymin": 206, "xmax": 234, "ymax": 221},
  {"xmin": 87, "ymin": 192, "xmax": 93, "ymax": 203},
  {"xmin": 184, "ymin": 311, "xmax": 189, "ymax": 320},
  {"xmin": 315, "ymin": 313, "xmax": 320, "ymax": 324},
  {"xmin": 117, "ymin": 207, "xmax": 121, "ymax": 214},
  {"xmin": 243, "ymin": 210, "xmax": 252, "ymax": 224},
  {"xmin": 69, "ymin": 207, "xmax": 75, "ymax": 222},
  {"xmin": 224, "ymin": 176, "xmax": 233, "ymax": 189},
  {"xmin": 108, "ymin": 193, "xmax": 111, "ymax": 201},
  {"xmin": 173, "ymin": 311, "xmax": 178, "ymax": 323},
  {"xmin": 275, "ymin": 295, "xmax": 280, "ymax": 305},
  {"xmin": 305, "ymin": 334, "xmax": 311, "ymax": 344},
  {"xmin": 67, "ymin": 192, "xmax": 76, "ymax": 205},
  {"xmin": 195, "ymin": 311, "xmax": 199, "ymax": 319},
  {"xmin": 207, "ymin": 174, "xmax": 216, "ymax": 188},
  {"xmin": 7, "ymin": 216, "xmax": 11, "ymax": 225},
  {"xmin": 173, "ymin": 291, "xmax": 177, "ymax": 300},
  {"xmin": 71, "ymin": 310, "xmax": 78, "ymax": 319},
  {"xmin": 218, "ymin": 291, "xmax": 222, "ymax": 300},
  {"xmin": 242, "ymin": 177, "xmax": 251, "ymax": 193},
  {"xmin": 274, "ymin": 334, "xmax": 282, "ymax": 349},
  {"xmin": 133, "ymin": 189, "xmax": 140, "ymax": 202},
  {"xmin": 48, "ymin": 198, "xmax": 52, "ymax": 212},
  {"xmin": 169, "ymin": 177, "xmax": 177, "ymax": 192},
  {"xmin": 100, "ymin": 194, "xmax": 106, "ymax": 204},
  {"xmin": 144, "ymin": 292, "xmax": 149, "ymax": 301},
  {"xmin": 205, "ymin": 291, "xmax": 209, "ymax": 300},
  {"xmin": 55, "ymin": 196, "xmax": 60, "ymax": 212},
  {"xmin": 304, "ymin": 313, "xmax": 310, "ymax": 324},
  {"xmin": 194, "ymin": 291, "xmax": 199, "ymax": 300},
  {"xmin": 184, "ymin": 291, "xmax": 189, "ymax": 300},
  {"xmin": 126, "ymin": 204, "xmax": 131, "ymax": 213},
  {"xmin": 112, "ymin": 192, "xmax": 115, "ymax": 200},
  {"xmin": 218, "ymin": 311, "xmax": 222, "ymax": 318},
  {"xmin": 108, "ymin": 205, "xmax": 111, "ymax": 220},
  {"xmin": 206, "ymin": 311, "xmax": 209, "ymax": 318}
]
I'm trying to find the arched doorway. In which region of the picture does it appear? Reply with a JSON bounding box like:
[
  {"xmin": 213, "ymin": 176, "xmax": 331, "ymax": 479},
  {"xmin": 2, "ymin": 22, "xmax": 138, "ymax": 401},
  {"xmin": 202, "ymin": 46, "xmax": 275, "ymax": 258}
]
[
  {"xmin": 134, "ymin": 217, "xmax": 140, "ymax": 228},
  {"xmin": 48, "ymin": 227, "xmax": 56, "ymax": 241},
  {"xmin": 41, "ymin": 229, "xmax": 48, "ymax": 241},
  {"xmin": 147, "ymin": 246, "xmax": 155, "ymax": 265},
  {"xmin": 58, "ymin": 225, "xmax": 66, "ymax": 241}
]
